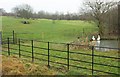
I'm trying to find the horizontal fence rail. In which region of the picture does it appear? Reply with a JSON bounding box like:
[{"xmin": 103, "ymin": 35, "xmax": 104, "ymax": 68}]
[{"xmin": 2, "ymin": 37, "xmax": 120, "ymax": 75}]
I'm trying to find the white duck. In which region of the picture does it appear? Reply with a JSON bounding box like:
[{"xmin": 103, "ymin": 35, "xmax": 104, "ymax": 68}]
[
  {"xmin": 96, "ymin": 35, "xmax": 101, "ymax": 50},
  {"xmin": 90, "ymin": 36, "xmax": 96, "ymax": 46},
  {"xmin": 97, "ymin": 35, "xmax": 100, "ymax": 41},
  {"xmin": 92, "ymin": 36, "xmax": 95, "ymax": 41}
]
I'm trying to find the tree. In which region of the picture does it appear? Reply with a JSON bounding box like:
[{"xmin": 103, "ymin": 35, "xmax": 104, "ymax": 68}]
[
  {"xmin": 0, "ymin": 8, "xmax": 6, "ymax": 16},
  {"xmin": 37, "ymin": 11, "xmax": 46, "ymax": 18},
  {"xmin": 12, "ymin": 4, "xmax": 33, "ymax": 19},
  {"xmin": 104, "ymin": 6, "xmax": 118, "ymax": 35},
  {"xmin": 82, "ymin": 0, "xmax": 118, "ymax": 35},
  {"xmin": 118, "ymin": 1, "xmax": 120, "ymax": 48}
]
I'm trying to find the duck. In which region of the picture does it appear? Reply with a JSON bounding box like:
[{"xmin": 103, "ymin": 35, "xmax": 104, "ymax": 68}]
[
  {"xmin": 89, "ymin": 36, "xmax": 96, "ymax": 46},
  {"xmin": 97, "ymin": 35, "xmax": 100, "ymax": 41},
  {"xmin": 92, "ymin": 36, "xmax": 95, "ymax": 41}
]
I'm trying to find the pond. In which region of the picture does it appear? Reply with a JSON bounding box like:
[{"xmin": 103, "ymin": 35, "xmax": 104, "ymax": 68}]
[{"xmin": 95, "ymin": 40, "xmax": 119, "ymax": 51}]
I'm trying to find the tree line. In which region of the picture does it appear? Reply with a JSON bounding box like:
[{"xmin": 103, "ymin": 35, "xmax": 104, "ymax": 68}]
[
  {"xmin": 0, "ymin": 4, "xmax": 81, "ymax": 20},
  {"xmin": 32, "ymin": 11, "xmax": 81, "ymax": 20}
]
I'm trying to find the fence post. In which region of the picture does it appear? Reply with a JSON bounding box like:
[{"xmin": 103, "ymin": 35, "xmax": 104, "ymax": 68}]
[
  {"xmin": 7, "ymin": 38, "xmax": 10, "ymax": 56},
  {"xmin": 48, "ymin": 42, "xmax": 50, "ymax": 68},
  {"xmin": 18, "ymin": 39, "xmax": 21, "ymax": 58},
  {"xmin": 67, "ymin": 44, "xmax": 70, "ymax": 70},
  {"xmin": 31, "ymin": 40, "xmax": 34, "ymax": 62},
  {"xmin": 92, "ymin": 46, "xmax": 94, "ymax": 75},
  {"xmin": 13, "ymin": 30, "xmax": 15, "ymax": 44}
]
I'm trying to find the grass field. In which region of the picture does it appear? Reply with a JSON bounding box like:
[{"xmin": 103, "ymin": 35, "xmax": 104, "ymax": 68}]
[
  {"xmin": 2, "ymin": 16, "xmax": 98, "ymax": 43},
  {"xmin": 1, "ymin": 16, "xmax": 119, "ymax": 75}
]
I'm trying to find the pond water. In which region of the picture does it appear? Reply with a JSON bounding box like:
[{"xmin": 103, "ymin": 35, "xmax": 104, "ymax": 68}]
[{"xmin": 95, "ymin": 40, "xmax": 119, "ymax": 51}]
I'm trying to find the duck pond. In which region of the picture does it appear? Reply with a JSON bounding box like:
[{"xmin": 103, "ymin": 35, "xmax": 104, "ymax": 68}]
[{"xmin": 95, "ymin": 40, "xmax": 119, "ymax": 51}]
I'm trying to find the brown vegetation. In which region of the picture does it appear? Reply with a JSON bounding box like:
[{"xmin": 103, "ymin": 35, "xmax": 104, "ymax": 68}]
[
  {"xmin": 2, "ymin": 56, "xmax": 26, "ymax": 75},
  {"xmin": 2, "ymin": 55, "xmax": 57, "ymax": 75}
]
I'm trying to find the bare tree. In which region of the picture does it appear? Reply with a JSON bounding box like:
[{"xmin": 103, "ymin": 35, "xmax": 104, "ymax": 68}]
[
  {"xmin": 82, "ymin": 0, "xmax": 118, "ymax": 35},
  {"xmin": 12, "ymin": 4, "xmax": 33, "ymax": 19},
  {"xmin": 0, "ymin": 8, "xmax": 6, "ymax": 16}
]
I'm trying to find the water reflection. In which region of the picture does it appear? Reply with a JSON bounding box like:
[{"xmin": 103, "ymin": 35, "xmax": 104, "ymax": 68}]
[{"xmin": 95, "ymin": 40, "xmax": 119, "ymax": 51}]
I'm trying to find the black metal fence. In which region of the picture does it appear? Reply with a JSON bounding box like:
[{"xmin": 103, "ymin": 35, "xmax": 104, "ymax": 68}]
[{"xmin": 2, "ymin": 37, "xmax": 120, "ymax": 75}]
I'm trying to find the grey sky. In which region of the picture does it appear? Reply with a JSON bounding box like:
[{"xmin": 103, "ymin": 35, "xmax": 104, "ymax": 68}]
[{"xmin": 0, "ymin": 0, "xmax": 83, "ymax": 13}]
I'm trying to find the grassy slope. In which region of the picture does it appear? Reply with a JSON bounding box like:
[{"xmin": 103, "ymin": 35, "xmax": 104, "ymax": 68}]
[{"xmin": 2, "ymin": 16, "xmax": 98, "ymax": 42}]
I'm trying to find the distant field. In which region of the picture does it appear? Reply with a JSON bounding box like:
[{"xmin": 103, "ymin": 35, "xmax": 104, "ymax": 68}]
[{"xmin": 2, "ymin": 16, "xmax": 98, "ymax": 43}]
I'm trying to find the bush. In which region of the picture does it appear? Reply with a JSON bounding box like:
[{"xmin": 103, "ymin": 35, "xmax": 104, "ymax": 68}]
[{"xmin": 21, "ymin": 21, "xmax": 30, "ymax": 24}]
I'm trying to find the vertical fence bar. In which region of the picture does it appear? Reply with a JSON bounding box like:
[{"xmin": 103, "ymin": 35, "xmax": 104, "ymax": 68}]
[
  {"xmin": 13, "ymin": 30, "xmax": 15, "ymax": 44},
  {"xmin": 92, "ymin": 46, "xmax": 94, "ymax": 75},
  {"xmin": 31, "ymin": 40, "xmax": 34, "ymax": 62},
  {"xmin": 7, "ymin": 38, "xmax": 10, "ymax": 56},
  {"xmin": 48, "ymin": 42, "xmax": 50, "ymax": 68},
  {"xmin": 67, "ymin": 44, "xmax": 70, "ymax": 70},
  {"xmin": 18, "ymin": 39, "xmax": 21, "ymax": 58}
]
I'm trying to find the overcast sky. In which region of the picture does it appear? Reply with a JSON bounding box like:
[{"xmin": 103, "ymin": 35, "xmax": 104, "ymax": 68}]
[{"xmin": 0, "ymin": 0, "xmax": 83, "ymax": 14}]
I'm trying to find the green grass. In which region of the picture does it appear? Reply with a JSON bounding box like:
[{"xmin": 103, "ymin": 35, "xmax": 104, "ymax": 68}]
[
  {"xmin": 2, "ymin": 16, "xmax": 119, "ymax": 75},
  {"xmin": 2, "ymin": 16, "xmax": 98, "ymax": 43}
]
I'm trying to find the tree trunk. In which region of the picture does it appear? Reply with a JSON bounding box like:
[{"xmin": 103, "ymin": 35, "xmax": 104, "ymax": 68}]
[
  {"xmin": 97, "ymin": 20, "xmax": 104, "ymax": 36},
  {"xmin": 99, "ymin": 26, "xmax": 104, "ymax": 36}
]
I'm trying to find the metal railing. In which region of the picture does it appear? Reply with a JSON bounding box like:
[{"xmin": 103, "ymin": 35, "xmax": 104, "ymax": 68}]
[{"xmin": 2, "ymin": 37, "xmax": 120, "ymax": 75}]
